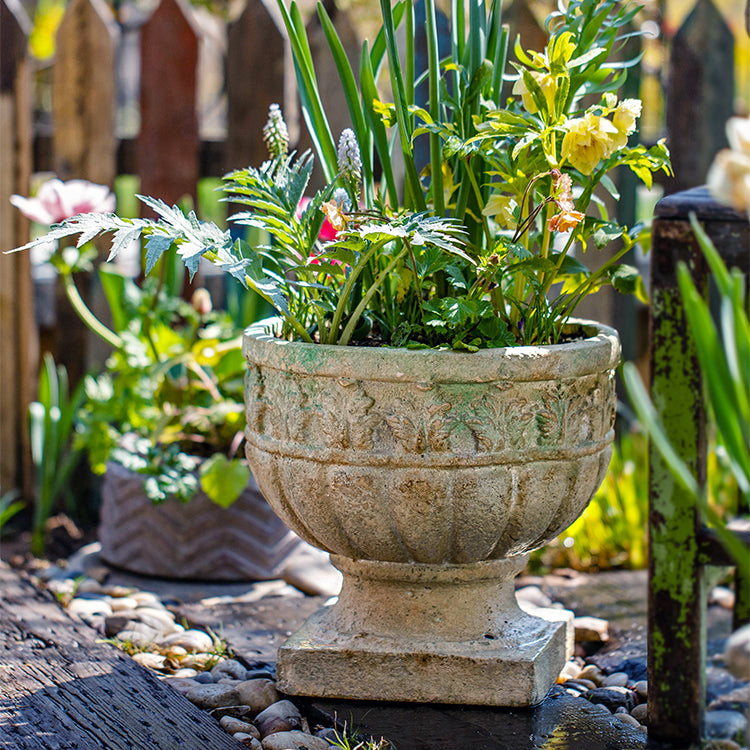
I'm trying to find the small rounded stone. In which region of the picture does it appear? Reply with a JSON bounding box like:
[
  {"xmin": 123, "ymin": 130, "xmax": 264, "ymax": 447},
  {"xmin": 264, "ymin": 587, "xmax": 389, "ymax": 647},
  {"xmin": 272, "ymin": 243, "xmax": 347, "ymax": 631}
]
[
  {"xmin": 583, "ymin": 686, "xmax": 636, "ymax": 713},
  {"xmin": 633, "ymin": 680, "xmax": 648, "ymax": 701},
  {"xmin": 260, "ymin": 730, "xmax": 330, "ymax": 750},
  {"xmin": 235, "ymin": 735, "xmax": 262, "ymax": 750},
  {"xmin": 193, "ymin": 672, "xmax": 215, "ymax": 684},
  {"xmin": 68, "ymin": 598, "xmax": 113, "ymax": 621},
  {"xmin": 75, "ymin": 578, "xmax": 103, "ymax": 595},
  {"xmin": 704, "ymin": 710, "xmax": 748, "ymax": 741},
  {"xmin": 255, "ymin": 700, "xmax": 302, "ymax": 737},
  {"xmin": 615, "ymin": 713, "xmax": 642, "ymax": 728},
  {"xmin": 132, "ymin": 652, "xmax": 167, "ymax": 671},
  {"xmin": 602, "ymin": 672, "xmax": 629, "ymax": 688},
  {"xmin": 220, "ymin": 716, "xmax": 259, "ymax": 737},
  {"xmin": 109, "ymin": 596, "xmax": 139, "ymax": 612},
  {"xmin": 162, "ymin": 676, "xmax": 200, "ymax": 695},
  {"xmin": 159, "ymin": 629, "xmax": 215, "ymax": 653},
  {"xmin": 631, "ymin": 703, "xmax": 648, "ymax": 724},
  {"xmin": 578, "ymin": 664, "xmax": 605, "ymax": 686},
  {"xmin": 180, "ymin": 654, "xmax": 220, "ymax": 670},
  {"xmin": 211, "ymin": 659, "xmax": 248, "ymax": 681},
  {"xmin": 236, "ymin": 679, "xmax": 280, "ymax": 714},
  {"xmin": 172, "ymin": 668, "xmax": 199, "ymax": 678},
  {"xmin": 185, "ymin": 683, "xmax": 241, "ymax": 710}
]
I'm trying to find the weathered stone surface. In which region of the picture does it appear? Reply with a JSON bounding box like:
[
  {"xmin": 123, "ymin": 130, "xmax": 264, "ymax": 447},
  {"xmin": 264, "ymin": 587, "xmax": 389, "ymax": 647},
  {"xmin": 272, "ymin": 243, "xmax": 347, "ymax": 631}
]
[
  {"xmin": 278, "ymin": 556, "xmax": 568, "ymax": 706},
  {"xmin": 243, "ymin": 319, "xmax": 620, "ymax": 707}
]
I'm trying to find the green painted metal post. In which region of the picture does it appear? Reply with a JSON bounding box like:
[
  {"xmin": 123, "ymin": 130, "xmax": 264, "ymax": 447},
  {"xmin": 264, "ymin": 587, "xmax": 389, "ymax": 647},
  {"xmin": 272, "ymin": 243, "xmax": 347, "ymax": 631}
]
[
  {"xmin": 648, "ymin": 196, "xmax": 708, "ymax": 745},
  {"xmin": 648, "ymin": 187, "xmax": 750, "ymax": 745}
]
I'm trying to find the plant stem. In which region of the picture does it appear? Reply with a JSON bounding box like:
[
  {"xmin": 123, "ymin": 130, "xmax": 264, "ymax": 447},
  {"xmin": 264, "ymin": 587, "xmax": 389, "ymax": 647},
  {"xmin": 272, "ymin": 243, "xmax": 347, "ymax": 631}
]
[
  {"xmin": 60, "ymin": 271, "xmax": 123, "ymax": 350},
  {"xmin": 339, "ymin": 248, "xmax": 409, "ymax": 346}
]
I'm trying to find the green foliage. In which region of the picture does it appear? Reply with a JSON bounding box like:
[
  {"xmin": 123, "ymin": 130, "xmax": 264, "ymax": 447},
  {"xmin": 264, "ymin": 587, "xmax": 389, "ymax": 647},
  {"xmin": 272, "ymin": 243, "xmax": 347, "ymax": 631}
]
[
  {"xmin": 0, "ymin": 489, "xmax": 24, "ymax": 535},
  {"xmin": 79, "ymin": 268, "xmax": 249, "ymax": 506},
  {"xmin": 28, "ymin": 353, "xmax": 86, "ymax": 557},
  {"xmin": 11, "ymin": 0, "xmax": 670, "ymax": 349}
]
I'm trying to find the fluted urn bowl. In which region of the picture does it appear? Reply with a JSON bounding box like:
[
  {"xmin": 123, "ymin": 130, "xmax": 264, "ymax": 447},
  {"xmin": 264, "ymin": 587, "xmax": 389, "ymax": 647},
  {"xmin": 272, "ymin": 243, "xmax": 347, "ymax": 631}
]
[{"xmin": 243, "ymin": 318, "xmax": 620, "ymax": 706}]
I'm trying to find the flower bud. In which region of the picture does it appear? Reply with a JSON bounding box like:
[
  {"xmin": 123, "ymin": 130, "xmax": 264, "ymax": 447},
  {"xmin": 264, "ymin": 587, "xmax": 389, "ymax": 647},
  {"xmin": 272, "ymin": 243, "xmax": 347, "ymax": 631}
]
[
  {"xmin": 337, "ymin": 129, "xmax": 362, "ymax": 184},
  {"xmin": 191, "ymin": 288, "xmax": 212, "ymax": 315},
  {"xmin": 263, "ymin": 104, "xmax": 289, "ymax": 158}
]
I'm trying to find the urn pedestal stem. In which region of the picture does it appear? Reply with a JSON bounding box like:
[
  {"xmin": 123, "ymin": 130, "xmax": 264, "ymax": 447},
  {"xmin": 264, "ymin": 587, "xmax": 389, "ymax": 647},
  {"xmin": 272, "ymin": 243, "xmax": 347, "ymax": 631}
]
[{"xmin": 276, "ymin": 555, "xmax": 569, "ymax": 706}]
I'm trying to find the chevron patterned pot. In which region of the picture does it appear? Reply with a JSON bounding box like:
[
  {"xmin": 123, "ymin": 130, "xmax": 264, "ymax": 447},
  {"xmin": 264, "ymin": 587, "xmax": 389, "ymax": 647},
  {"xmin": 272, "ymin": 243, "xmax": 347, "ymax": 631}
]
[
  {"xmin": 98, "ymin": 461, "xmax": 304, "ymax": 581},
  {"xmin": 243, "ymin": 317, "xmax": 621, "ymax": 706}
]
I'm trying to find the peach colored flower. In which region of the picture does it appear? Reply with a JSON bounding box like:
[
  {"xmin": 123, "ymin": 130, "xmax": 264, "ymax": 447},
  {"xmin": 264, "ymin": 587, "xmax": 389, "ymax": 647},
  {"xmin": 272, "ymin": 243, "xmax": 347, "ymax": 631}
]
[
  {"xmin": 10, "ymin": 178, "xmax": 115, "ymax": 224},
  {"xmin": 548, "ymin": 209, "xmax": 585, "ymax": 233},
  {"xmin": 320, "ymin": 199, "xmax": 348, "ymax": 234},
  {"xmin": 295, "ymin": 197, "xmax": 338, "ymax": 241},
  {"xmin": 561, "ymin": 113, "xmax": 619, "ymax": 175}
]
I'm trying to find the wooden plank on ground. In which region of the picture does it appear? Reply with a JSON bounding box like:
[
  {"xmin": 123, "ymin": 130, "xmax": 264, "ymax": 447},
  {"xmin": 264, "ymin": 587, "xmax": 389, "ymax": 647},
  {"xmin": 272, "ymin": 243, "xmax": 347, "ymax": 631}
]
[
  {"xmin": 0, "ymin": 563, "xmax": 243, "ymax": 749},
  {"xmin": 0, "ymin": 0, "xmax": 36, "ymax": 499}
]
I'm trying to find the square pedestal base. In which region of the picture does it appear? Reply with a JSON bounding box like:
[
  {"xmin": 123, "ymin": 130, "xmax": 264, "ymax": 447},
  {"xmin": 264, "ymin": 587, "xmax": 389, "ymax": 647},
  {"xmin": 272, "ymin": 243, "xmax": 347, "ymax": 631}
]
[{"xmin": 277, "ymin": 607, "xmax": 568, "ymax": 706}]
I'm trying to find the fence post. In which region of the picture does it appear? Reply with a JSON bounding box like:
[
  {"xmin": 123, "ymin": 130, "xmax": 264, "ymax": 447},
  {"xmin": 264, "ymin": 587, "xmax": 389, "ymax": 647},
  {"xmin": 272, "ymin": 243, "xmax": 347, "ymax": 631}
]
[
  {"xmin": 0, "ymin": 0, "xmax": 37, "ymax": 498},
  {"xmin": 137, "ymin": 0, "xmax": 199, "ymax": 208},
  {"xmin": 666, "ymin": 0, "xmax": 734, "ymax": 193},
  {"xmin": 51, "ymin": 0, "xmax": 119, "ymax": 386},
  {"xmin": 226, "ymin": 0, "xmax": 292, "ymax": 172},
  {"xmin": 53, "ymin": 0, "xmax": 119, "ymax": 185}
]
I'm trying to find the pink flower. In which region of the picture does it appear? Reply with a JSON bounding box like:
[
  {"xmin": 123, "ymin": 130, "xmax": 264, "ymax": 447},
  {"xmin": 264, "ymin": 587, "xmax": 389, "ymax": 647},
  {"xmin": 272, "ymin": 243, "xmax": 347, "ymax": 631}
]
[
  {"xmin": 10, "ymin": 178, "xmax": 115, "ymax": 225},
  {"xmin": 296, "ymin": 197, "xmax": 338, "ymax": 241}
]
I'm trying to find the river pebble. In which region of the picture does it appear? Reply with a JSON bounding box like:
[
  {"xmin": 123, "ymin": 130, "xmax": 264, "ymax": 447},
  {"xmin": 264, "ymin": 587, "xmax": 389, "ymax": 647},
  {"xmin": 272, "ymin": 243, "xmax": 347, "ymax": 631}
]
[
  {"xmin": 220, "ymin": 716, "xmax": 260, "ymax": 736},
  {"xmin": 186, "ymin": 683, "xmax": 242, "ymax": 710},
  {"xmin": 602, "ymin": 671, "xmax": 629, "ymax": 688},
  {"xmin": 583, "ymin": 686, "xmax": 636, "ymax": 713},
  {"xmin": 704, "ymin": 709, "xmax": 748, "ymax": 741},
  {"xmin": 159, "ymin": 629, "xmax": 215, "ymax": 653},
  {"xmin": 261, "ymin": 730, "xmax": 331, "ymax": 750},
  {"xmin": 211, "ymin": 658, "xmax": 248, "ymax": 681},
  {"xmin": 255, "ymin": 700, "xmax": 302, "ymax": 737},
  {"xmin": 236, "ymin": 679, "xmax": 280, "ymax": 713},
  {"xmin": 630, "ymin": 703, "xmax": 648, "ymax": 724}
]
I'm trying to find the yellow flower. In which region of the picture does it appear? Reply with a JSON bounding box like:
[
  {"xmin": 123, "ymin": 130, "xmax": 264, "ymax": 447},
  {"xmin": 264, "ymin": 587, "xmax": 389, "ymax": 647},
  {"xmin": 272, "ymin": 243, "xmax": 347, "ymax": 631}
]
[
  {"xmin": 611, "ymin": 99, "xmax": 642, "ymax": 150},
  {"xmin": 561, "ymin": 113, "xmax": 619, "ymax": 175},
  {"xmin": 512, "ymin": 71, "xmax": 557, "ymax": 115}
]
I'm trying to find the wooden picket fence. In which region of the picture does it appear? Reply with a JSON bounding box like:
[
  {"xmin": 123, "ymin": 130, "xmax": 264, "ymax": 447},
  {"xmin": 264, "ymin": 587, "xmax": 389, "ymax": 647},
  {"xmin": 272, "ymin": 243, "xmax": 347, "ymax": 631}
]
[{"xmin": 0, "ymin": 0, "xmax": 743, "ymax": 499}]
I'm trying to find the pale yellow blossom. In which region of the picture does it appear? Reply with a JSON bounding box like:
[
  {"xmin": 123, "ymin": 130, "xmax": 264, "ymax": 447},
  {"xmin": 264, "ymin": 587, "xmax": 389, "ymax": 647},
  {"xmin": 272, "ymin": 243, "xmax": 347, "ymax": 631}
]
[
  {"xmin": 611, "ymin": 99, "xmax": 642, "ymax": 149},
  {"xmin": 561, "ymin": 113, "xmax": 619, "ymax": 175},
  {"xmin": 512, "ymin": 71, "xmax": 557, "ymax": 115}
]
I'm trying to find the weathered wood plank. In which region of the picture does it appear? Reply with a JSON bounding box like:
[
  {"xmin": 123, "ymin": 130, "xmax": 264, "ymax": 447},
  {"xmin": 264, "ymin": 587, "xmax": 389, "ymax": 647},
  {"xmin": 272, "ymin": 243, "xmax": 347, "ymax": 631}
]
[
  {"xmin": 52, "ymin": 0, "xmax": 119, "ymax": 185},
  {"xmin": 137, "ymin": 0, "xmax": 199, "ymax": 207},
  {"xmin": 0, "ymin": 0, "xmax": 36, "ymax": 499},
  {"xmin": 666, "ymin": 0, "xmax": 734, "ymax": 193},
  {"xmin": 0, "ymin": 563, "xmax": 243, "ymax": 749}
]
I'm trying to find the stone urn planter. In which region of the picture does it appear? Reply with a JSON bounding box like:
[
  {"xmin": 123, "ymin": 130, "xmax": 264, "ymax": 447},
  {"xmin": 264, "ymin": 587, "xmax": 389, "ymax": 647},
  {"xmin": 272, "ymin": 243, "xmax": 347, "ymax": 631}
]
[
  {"xmin": 243, "ymin": 318, "xmax": 620, "ymax": 706},
  {"xmin": 99, "ymin": 461, "xmax": 305, "ymax": 581}
]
